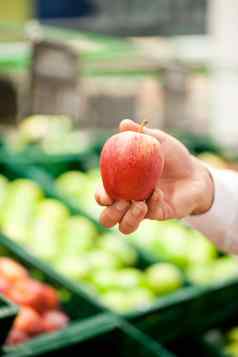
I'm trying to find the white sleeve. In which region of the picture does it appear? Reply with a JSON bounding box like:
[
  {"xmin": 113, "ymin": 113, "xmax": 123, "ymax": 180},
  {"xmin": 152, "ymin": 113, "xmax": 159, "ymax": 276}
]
[{"xmin": 183, "ymin": 167, "xmax": 238, "ymax": 254}]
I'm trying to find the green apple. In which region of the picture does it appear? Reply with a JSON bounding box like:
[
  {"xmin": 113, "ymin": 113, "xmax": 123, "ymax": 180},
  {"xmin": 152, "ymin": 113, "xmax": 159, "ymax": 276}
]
[
  {"xmin": 186, "ymin": 264, "xmax": 212, "ymax": 285},
  {"xmin": 211, "ymin": 257, "xmax": 238, "ymax": 283},
  {"xmin": 62, "ymin": 216, "xmax": 97, "ymax": 256},
  {"xmin": 133, "ymin": 220, "xmax": 160, "ymax": 250},
  {"xmin": 91, "ymin": 268, "xmax": 145, "ymax": 293},
  {"xmin": 135, "ymin": 220, "xmax": 190, "ymax": 268},
  {"xmin": 186, "ymin": 230, "xmax": 217, "ymax": 266},
  {"xmin": 77, "ymin": 171, "xmax": 102, "ymax": 219},
  {"xmin": 98, "ymin": 234, "xmax": 137, "ymax": 266},
  {"xmin": 225, "ymin": 342, "xmax": 238, "ymax": 356},
  {"xmin": 100, "ymin": 291, "xmax": 133, "ymax": 313},
  {"xmin": 87, "ymin": 169, "xmax": 101, "ymax": 181},
  {"xmin": 146, "ymin": 263, "xmax": 183, "ymax": 295},
  {"xmin": 55, "ymin": 257, "xmax": 91, "ymax": 281},
  {"xmin": 153, "ymin": 229, "xmax": 189, "ymax": 268},
  {"xmin": 1, "ymin": 179, "xmax": 43, "ymax": 244},
  {"xmin": 55, "ymin": 171, "xmax": 88, "ymax": 199},
  {"xmin": 100, "ymin": 288, "xmax": 155, "ymax": 313},
  {"xmin": 115, "ymin": 269, "xmax": 146, "ymax": 290},
  {"xmin": 19, "ymin": 115, "xmax": 72, "ymax": 144},
  {"xmin": 29, "ymin": 199, "xmax": 69, "ymax": 262},
  {"xmin": 87, "ymin": 250, "xmax": 121, "ymax": 271},
  {"xmin": 127, "ymin": 288, "xmax": 156, "ymax": 310},
  {"xmin": 90, "ymin": 270, "xmax": 119, "ymax": 293},
  {"xmin": 227, "ymin": 327, "xmax": 238, "ymax": 342}
]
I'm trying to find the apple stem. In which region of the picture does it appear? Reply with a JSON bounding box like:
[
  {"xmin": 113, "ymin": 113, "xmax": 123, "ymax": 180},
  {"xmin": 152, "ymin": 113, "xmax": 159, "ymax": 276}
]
[{"xmin": 139, "ymin": 120, "xmax": 148, "ymax": 133}]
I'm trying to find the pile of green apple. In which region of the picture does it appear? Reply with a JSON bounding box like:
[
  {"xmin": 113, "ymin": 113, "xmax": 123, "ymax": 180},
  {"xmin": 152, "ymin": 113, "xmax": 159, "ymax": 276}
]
[
  {"xmin": 133, "ymin": 219, "xmax": 238, "ymax": 286},
  {"xmin": 0, "ymin": 174, "xmax": 184, "ymax": 314},
  {"xmin": 5, "ymin": 115, "xmax": 94, "ymax": 155},
  {"xmin": 55, "ymin": 170, "xmax": 209, "ymax": 269},
  {"xmin": 55, "ymin": 169, "xmax": 102, "ymax": 220},
  {"xmin": 55, "ymin": 170, "xmax": 238, "ymax": 287}
]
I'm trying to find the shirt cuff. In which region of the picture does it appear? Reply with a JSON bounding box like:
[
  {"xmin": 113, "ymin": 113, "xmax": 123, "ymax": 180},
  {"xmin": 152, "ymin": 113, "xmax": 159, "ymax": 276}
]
[{"xmin": 183, "ymin": 166, "xmax": 238, "ymax": 252}]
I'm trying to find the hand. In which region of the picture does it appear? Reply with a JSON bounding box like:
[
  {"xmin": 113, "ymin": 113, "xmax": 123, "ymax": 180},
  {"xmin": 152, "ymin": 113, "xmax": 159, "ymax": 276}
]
[{"xmin": 95, "ymin": 119, "xmax": 214, "ymax": 234}]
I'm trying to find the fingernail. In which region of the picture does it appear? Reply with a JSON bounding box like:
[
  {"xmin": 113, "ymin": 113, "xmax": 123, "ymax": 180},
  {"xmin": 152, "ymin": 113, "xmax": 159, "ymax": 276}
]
[
  {"xmin": 115, "ymin": 200, "xmax": 128, "ymax": 212},
  {"xmin": 132, "ymin": 203, "xmax": 143, "ymax": 217}
]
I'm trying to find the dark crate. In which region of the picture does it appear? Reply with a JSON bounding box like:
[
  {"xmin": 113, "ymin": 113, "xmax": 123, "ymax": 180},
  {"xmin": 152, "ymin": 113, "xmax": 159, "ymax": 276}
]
[
  {"xmin": 3, "ymin": 313, "xmax": 175, "ymax": 357},
  {"xmin": 0, "ymin": 295, "xmax": 18, "ymax": 347}
]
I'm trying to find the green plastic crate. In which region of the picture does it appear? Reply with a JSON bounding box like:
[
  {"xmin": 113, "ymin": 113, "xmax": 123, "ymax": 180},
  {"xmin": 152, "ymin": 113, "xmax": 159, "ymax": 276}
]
[
  {"xmin": 0, "ymin": 143, "xmax": 99, "ymax": 177},
  {"xmin": 0, "ymin": 295, "xmax": 18, "ymax": 347},
  {"xmin": 166, "ymin": 337, "xmax": 226, "ymax": 357},
  {"xmin": 3, "ymin": 313, "xmax": 175, "ymax": 357}
]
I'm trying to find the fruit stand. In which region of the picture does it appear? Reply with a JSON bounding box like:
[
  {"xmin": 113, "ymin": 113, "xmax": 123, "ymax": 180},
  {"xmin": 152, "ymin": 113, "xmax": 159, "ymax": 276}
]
[
  {"xmin": 1, "ymin": 5, "xmax": 238, "ymax": 354},
  {"xmin": 0, "ymin": 140, "xmax": 236, "ymax": 350},
  {"xmin": 0, "ymin": 116, "xmax": 236, "ymax": 356}
]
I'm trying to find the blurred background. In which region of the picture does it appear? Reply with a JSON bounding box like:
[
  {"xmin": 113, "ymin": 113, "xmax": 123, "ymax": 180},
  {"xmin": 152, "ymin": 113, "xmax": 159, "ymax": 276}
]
[
  {"xmin": 1, "ymin": 0, "xmax": 237, "ymax": 153},
  {"xmin": 1, "ymin": 2, "xmax": 238, "ymax": 356}
]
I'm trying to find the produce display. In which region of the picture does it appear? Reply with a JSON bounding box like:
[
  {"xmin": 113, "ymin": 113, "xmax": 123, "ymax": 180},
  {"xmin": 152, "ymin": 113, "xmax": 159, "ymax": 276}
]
[
  {"xmin": 0, "ymin": 257, "xmax": 69, "ymax": 346},
  {"xmin": 55, "ymin": 168, "xmax": 238, "ymax": 286},
  {"xmin": 133, "ymin": 219, "xmax": 238, "ymax": 287},
  {"xmin": 56, "ymin": 169, "xmax": 102, "ymax": 220},
  {"xmin": 0, "ymin": 166, "xmax": 232, "ymax": 316},
  {"xmin": 0, "ymin": 174, "xmax": 185, "ymax": 314},
  {"xmin": 4, "ymin": 116, "xmax": 95, "ymax": 155}
]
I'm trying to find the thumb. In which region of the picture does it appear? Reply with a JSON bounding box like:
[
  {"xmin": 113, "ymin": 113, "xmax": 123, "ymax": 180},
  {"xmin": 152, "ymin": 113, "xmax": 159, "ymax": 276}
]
[{"xmin": 119, "ymin": 119, "xmax": 167, "ymax": 143}]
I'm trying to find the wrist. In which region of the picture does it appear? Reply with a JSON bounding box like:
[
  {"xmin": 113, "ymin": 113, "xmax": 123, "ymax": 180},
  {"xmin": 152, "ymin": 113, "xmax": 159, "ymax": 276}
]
[{"xmin": 191, "ymin": 159, "xmax": 215, "ymax": 215}]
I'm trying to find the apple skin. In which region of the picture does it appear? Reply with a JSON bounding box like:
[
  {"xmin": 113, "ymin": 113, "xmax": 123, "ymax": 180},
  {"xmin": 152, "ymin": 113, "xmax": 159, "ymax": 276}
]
[
  {"xmin": 0, "ymin": 277, "xmax": 11, "ymax": 294},
  {"xmin": 39, "ymin": 284, "xmax": 60, "ymax": 312},
  {"xmin": 14, "ymin": 307, "xmax": 44, "ymax": 337},
  {"xmin": 6, "ymin": 329, "xmax": 29, "ymax": 346},
  {"xmin": 7, "ymin": 279, "xmax": 45, "ymax": 313},
  {"xmin": 100, "ymin": 131, "xmax": 164, "ymax": 201},
  {"xmin": 0, "ymin": 258, "xmax": 28, "ymax": 283},
  {"xmin": 42, "ymin": 311, "xmax": 69, "ymax": 333},
  {"xmin": 146, "ymin": 263, "xmax": 183, "ymax": 295}
]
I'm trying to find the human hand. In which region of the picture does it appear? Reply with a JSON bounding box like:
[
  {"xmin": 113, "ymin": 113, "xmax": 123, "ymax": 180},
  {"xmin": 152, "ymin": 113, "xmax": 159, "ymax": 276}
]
[{"xmin": 95, "ymin": 119, "xmax": 214, "ymax": 234}]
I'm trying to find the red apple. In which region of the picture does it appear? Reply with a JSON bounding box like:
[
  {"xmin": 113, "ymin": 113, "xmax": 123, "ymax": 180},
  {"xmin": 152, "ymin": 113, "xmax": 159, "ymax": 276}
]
[
  {"xmin": 14, "ymin": 307, "xmax": 44, "ymax": 336},
  {"xmin": 100, "ymin": 130, "xmax": 164, "ymax": 201},
  {"xmin": 7, "ymin": 278, "xmax": 44, "ymax": 311},
  {"xmin": 0, "ymin": 276, "xmax": 11, "ymax": 295},
  {"xmin": 6, "ymin": 329, "xmax": 29, "ymax": 346},
  {"xmin": 39, "ymin": 284, "xmax": 59, "ymax": 312},
  {"xmin": 0, "ymin": 258, "xmax": 28, "ymax": 283},
  {"xmin": 42, "ymin": 310, "xmax": 69, "ymax": 333}
]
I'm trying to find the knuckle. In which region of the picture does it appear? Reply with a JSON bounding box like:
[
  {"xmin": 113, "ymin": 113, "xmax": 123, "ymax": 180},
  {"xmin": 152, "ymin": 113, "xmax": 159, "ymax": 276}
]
[{"xmin": 131, "ymin": 202, "xmax": 147, "ymax": 217}]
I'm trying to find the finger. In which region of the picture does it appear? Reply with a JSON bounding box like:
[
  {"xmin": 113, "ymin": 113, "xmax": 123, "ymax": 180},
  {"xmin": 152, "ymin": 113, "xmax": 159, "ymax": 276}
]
[
  {"xmin": 95, "ymin": 185, "xmax": 114, "ymax": 206},
  {"xmin": 119, "ymin": 201, "xmax": 148, "ymax": 235},
  {"xmin": 146, "ymin": 187, "xmax": 164, "ymax": 219},
  {"xmin": 119, "ymin": 119, "xmax": 167, "ymax": 143},
  {"xmin": 100, "ymin": 200, "xmax": 130, "ymax": 228}
]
